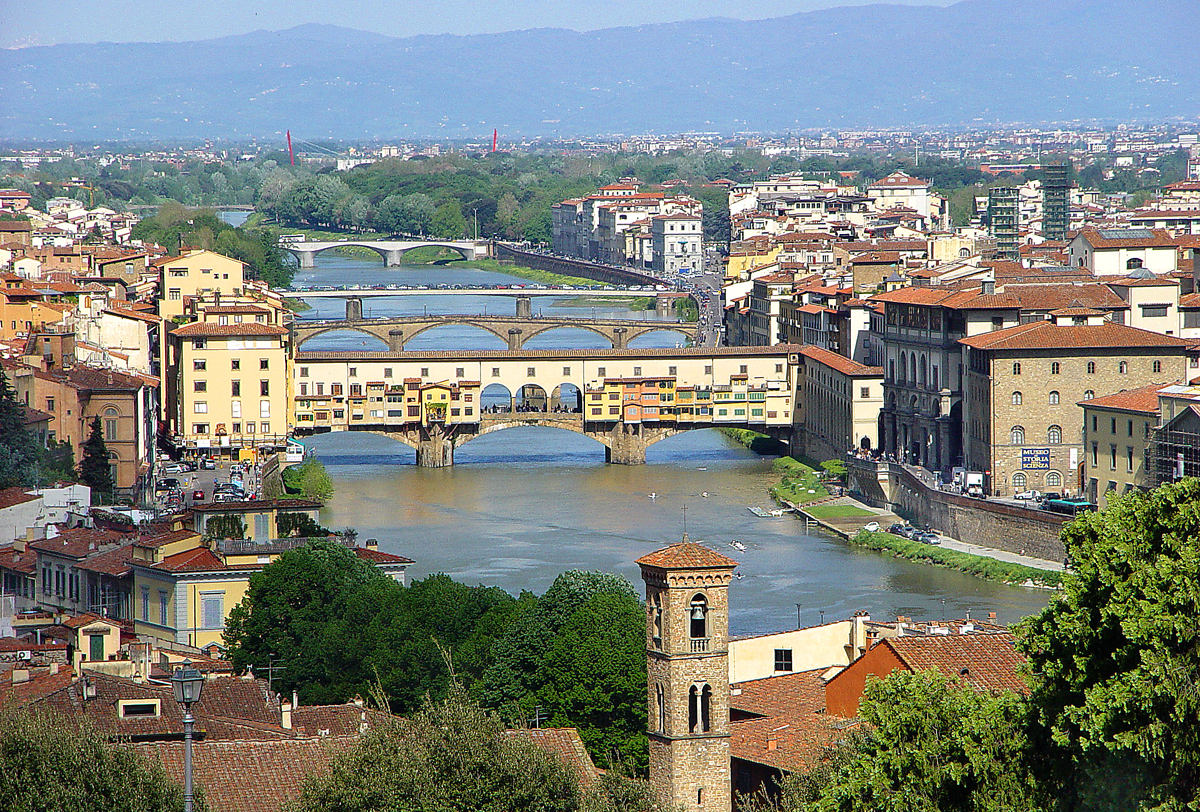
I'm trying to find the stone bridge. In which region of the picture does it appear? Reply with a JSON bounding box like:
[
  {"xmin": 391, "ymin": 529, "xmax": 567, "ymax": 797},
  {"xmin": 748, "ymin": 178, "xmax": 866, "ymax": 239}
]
[
  {"xmin": 282, "ymin": 239, "xmax": 488, "ymax": 268},
  {"xmin": 302, "ymin": 411, "xmax": 793, "ymax": 468},
  {"xmin": 294, "ymin": 307, "xmax": 695, "ymax": 351}
]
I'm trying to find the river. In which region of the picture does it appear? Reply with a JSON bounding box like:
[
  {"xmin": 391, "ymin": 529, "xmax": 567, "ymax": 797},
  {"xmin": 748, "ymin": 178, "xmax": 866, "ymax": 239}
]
[{"xmin": 292, "ymin": 252, "xmax": 1050, "ymax": 636}]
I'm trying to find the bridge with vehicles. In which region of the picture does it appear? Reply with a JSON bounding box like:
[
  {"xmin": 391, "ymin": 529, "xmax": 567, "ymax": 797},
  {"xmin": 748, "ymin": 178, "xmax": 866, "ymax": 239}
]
[
  {"xmin": 281, "ymin": 239, "xmax": 489, "ymax": 268},
  {"xmin": 287, "ymin": 287, "xmax": 675, "ymax": 299},
  {"xmin": 292, "ymin": 345, "xmax": 801, "ymax": 467}
]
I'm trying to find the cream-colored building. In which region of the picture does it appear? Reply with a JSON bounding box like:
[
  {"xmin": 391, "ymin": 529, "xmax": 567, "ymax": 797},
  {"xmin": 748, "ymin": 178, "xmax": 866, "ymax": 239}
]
[
  {"xmin": 165, "ymin": 308, "xmax": 292, "ymax": 455},
  {"xmin": 1066, "ymin": 228, "xmax": 1179, "ymax": 276},
  {"xmin": 1079, "ymin": 383, "xmax": 1165, "ymax": 508},
  {"xmin": 796, "ymin": 345, "xmax": 883, "ymax": 460},
  {"xmin": 156, "ymin": 249, "xmax": 247, "ymax": 321}
]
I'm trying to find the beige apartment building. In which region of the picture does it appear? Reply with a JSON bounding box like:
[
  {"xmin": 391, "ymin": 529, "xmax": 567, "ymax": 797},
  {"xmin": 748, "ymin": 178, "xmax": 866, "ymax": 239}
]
[
  {"xmin": 796, "ymin": 345, "xmax": 883, "ymax": 460},
  {"xmin": 1079, "ymin": 383, "xmax": 1164, "ymax": 508},
  {"xmin": 156, "ymin": 249, "xmax": 247, "ymax": 321},
  {"xmin": 165, "ymin": 313, "xmax": 292, "ymax": 457},
  {"xmin": 960, "ymin": 321, "xmax": 1192, "ymax": 499}
]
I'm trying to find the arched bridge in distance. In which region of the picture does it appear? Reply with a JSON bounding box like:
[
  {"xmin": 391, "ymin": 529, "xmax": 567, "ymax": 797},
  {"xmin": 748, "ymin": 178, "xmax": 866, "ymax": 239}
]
[{"xmin": 281, "ymin": 239, "xmax": 488, "ymax": 268}]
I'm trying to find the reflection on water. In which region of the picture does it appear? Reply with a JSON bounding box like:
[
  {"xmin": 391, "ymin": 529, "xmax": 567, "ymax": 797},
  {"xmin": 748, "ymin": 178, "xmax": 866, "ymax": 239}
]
[
  {"xmin": 292, "ymin": 254, "xmax": 688, "ymax": 352},
  {"xmin": 308, "ymin": 428, "xmax": 1051, "ymax": 637}
]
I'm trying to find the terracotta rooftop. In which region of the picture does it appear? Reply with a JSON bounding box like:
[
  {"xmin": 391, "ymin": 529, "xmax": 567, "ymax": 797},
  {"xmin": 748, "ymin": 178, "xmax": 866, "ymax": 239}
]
[
  {"xmin": 150, "ymin": 547, "xmax": 227, "ymax": 573},
  {"xmin": 959, "ymin": 321, "xmax": 1193, "ymax": 351},
  {"xmin": 730, "ymin": 669, "xmax": 850, "ymax": 773},
  {"xmin": 504, "ymin": 728, "xmax": 601, "ymax": 786},
  {"xmin": 191, "ymin": 499, "xmax": 320, "ymax": 513},
  {"xmin": 353, "ymin": 547, "xmax": 415, "ymax": 565},
  {"xmin": 1079, "ymin": 383, "xmax": 1167, "ymax": 414},
  {"xmin": 170, "ymin": 322, "xmax": 288, "ymax": 338},
  {"xmin": 29, "ymin": 528, "xmax": 131, "ymax": 559},
  {"xmin": 1076, "ymin": 227, "xmax": 1178, "ymax": 249},
  {"xmin": 636, "ymin": 541, "xmax": 737, "ymax": 570},
  {"xmin": 0, "ymin": 486, "xmax": 40, "ymax": 510},
  {"xmin": 800, "ymin": 345, "xmax": 882, "ymax": 378},
  {"xmin": 73, "ymin": 542, "xmax": 137, "ymax": 577},
  {"xmin": 883, "ymin": 632, "xmax": 1028, "ymax": 695}
]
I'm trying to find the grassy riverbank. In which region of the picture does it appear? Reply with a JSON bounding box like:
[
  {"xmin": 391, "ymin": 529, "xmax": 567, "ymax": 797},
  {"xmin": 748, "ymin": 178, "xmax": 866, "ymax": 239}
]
[
  {"xmin": 718, "ymin": 427, "xmax": 787, "ymax": 455},
  {"xmin": 851, "ymin": 530, "xmax": 1063, "ymax": 588}
]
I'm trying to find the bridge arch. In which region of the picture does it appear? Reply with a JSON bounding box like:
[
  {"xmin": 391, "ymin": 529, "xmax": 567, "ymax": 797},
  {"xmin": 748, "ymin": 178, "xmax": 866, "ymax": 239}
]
[
  {"xmin": 294, "ymin": 326, "xmax": 390, "ymax": 351},
  {"xmin": 625, "ymin": 326, "xmax": 694, "ymax": 348},
  {"xmin": 283, "ymin": 243, "xmax": 392, "ymax": 265},
  {"xmin": 394, "ymin": 320, "xmax": 513, "ymax": 349},
  {"xmin": 397, "ymin": 243, "xmax": 475, "ymax": 263}
]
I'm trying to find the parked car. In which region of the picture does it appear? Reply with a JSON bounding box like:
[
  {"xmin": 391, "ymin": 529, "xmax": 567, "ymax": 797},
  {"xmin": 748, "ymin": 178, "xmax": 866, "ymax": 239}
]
[
  {"xmin": 199, "ymin": 458, "xmax": 216, "ymax": 470},
  {"xmin": 916, "ymin": 531, "xmax": 942, "ymax": 545},
  {"xmin": 160, "ymin": 463, "xmax": 185, "ymax": 475},
  {"xmin": 192, "ymin": 489, "xmax": 206, "ymax": 502},
  {"xmin": 1014, "ymin": 489, "xmax": 1043, "ymax": 502},
  {"xmin": 156, "ymin": 478, "xmax": 180, "ymax": 492},
  {"xmin": 177, "ymin": 461, "xmax": 197, "ymax": 473},
  {"xmin": 887, "ymin": 523, "xmax": 907, "ymax": 536}
]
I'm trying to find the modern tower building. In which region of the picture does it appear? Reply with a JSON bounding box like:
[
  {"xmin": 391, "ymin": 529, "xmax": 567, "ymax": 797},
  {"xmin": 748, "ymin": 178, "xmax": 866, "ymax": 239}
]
[{"xmin": 1043, "ymin": 162, "xmax": 1071, "ymax": 241}]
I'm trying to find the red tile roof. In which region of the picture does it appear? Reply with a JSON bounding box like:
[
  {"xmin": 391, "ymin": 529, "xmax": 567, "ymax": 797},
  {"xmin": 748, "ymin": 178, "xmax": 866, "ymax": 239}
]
[
  {"xmin": 868, "ymin": 172, "xmax": 929, "ymax": 188},
  {"xmin": 730, "ymin": 669, "xmax": 849, "ymax": 772},
  {"xmin": 0, "ymin": 486, "xmax": 39, "ymax": 510},
  {"xmin": 636, "ymin": 542, "xmax": 737, "ymax": 570},
  {"xmin": 151, "ymin": 547, "xmax": 226, "ymax": 573},
  {"xmin": 353, "ymin": 547, "xmax": 415, "ymax": 565},
  {"xmin": 505, "ymin": 728, "xmax": 601, "ymax": 785},
  {"xmin": 884, "ymin": 633, "xmax": 1028, "ymax": 695},
  {"xmin": 1079, "ymin": 383, "xmax": 1166, "ymax": 414},
  {"xmin": 73, "ymin": 543, "xmax": 137, "ymax": 577},
  {"xmin": 30, "ymin": 528, "xmax": 131, "ymax": 559},
  {"xmin": 170, "ymin": 322, "xmax": 288, "ymax": 338},
  {"xmin": 801, "ymin": 346, "xmax": 882, "ymax": 378},
  {"xmin": 1076, "ymin": 227, "xmax": 1178, "ymax": 249},
  {"xmin": 959, "ymin": 321, "xmax": 1193, "ymax": 351}
]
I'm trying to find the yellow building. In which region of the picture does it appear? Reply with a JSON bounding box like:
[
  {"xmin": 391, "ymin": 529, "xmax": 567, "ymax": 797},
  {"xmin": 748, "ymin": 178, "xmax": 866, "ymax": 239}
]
[
  {"xmin": 165, "ymin": 314, "xmax": 292, "ymax": 456},
  {"xmin": 156, "ymin": 249, "xmax": 247, "ymax": 322},
  {"xmin": 726, "ymin": 246, "xmax": 783, "ymax": 281},
  {"xmin": 1080, "ymin": 383, "xmax": 1164, "ymax": 508}
]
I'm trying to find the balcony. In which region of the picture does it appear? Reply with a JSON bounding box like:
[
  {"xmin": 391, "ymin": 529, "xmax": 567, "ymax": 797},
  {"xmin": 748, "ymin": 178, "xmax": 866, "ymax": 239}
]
[{"xmin": 689, "ymin": 637, "xmax": 710, "ymax": 653}]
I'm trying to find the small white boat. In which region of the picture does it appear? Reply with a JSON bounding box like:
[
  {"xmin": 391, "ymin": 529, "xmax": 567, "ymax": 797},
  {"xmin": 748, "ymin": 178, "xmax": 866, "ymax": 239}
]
[
  {"xmin": 747, "ymin": 507, "xmax": 771, "ymax": 518},
  {"xmin": 730, "ymin": 540, "xmax": 746, "ymax": 552},
  {"xmin": 697, "ymin": 467, "xmax": 707, "ymax": 471},
  {"xmin": 701, "ymin": 492, "xmax": 709, "ymax": 498},
  {"xmin": 648, "ymin": 492, "xmax": 657, "ymax": 499}
]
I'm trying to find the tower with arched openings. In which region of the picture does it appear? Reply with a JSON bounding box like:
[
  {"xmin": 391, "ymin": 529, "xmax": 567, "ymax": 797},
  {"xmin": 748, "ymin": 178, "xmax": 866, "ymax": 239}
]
[{"xmin": 636, "ymin": 538, "xmax": 737, "ymax": 812}]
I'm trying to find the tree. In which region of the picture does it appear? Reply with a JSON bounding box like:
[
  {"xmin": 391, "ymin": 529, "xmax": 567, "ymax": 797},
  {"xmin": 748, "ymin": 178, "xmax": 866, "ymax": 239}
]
[
  {"xmin": 0, "ymin": 708, "xmax": 198, "ymax": 812},
  {"xmin": 0, "ymin": 366, "xmax": 39, "ymax": 489},
  {"xmin": 1017, "ymin": 479, "xmax": 1200, "ymax": 812},
  {"xmin": 292, "ymin": 683, "xmax": 586, "ymax": 812},
  {"xmin": 77, "ymin": 416, "xmax": 113, "ymax": 504},
  {"xmin": 480, "ymin": 571, "xmax": 647, "ymax": 770},
  {"xmin": 276, "ymin": 512, "xmax": 328, "ymax": 538},
  {"xmin": 776, "ymin": 670, "xmax": 1040, "ymax": 812},
  {"xmin": 299, "ymin": 460, "xmax": 334, "ymax": 503},
  {"xmin": 202, "ymin": 514, "xmax": 246, "ymax": 541}
]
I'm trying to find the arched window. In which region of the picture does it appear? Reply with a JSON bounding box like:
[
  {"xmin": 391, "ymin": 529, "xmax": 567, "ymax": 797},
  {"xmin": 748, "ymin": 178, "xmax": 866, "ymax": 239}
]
[
  {"xmin": 1049, "ymin": 391, "xmax": 1060, "ymax": 405},
  {"xmin": 1012, "ymin": 362, "xmax": 1021, "ymax": 376},
  {"xmin": 688, "ymin": 686, "xmax": 698, "ymax": 733},
  {"xmin": 1126, "ymin": 257, "xmax": 1144, "ymax": 270},
  {"xmin": 960, "ymin": 247, "xmax": 971, "ymax": 258},
  {"xmin": 1013, "ymin": 472, "xmax": 1027, "ymax": 490},
  {"xmin": 103, "ymin": 406, "xmax": 119, "ymax": 442},
  {"xmin": 701, "ymin": 684, "xmax": 712, "ymax": 733},
  {"xmin": 656, "ymin": 684, "xmax": 665, "ymax": 734},
  {"xmin": 1012, "ymin": 391, "xmax": 1023, "ymax": 405},
  {"xmin": 1010, "ymin": 426, "xmax": 1025, "ymax": 445},
  {"xmin": 899, "ymin": 355, "xmax": 907, "ymax": 384},
  {"xmin": 1048, "ymin": 425, "xmax": 1063, "ymax": 444},
  {"xmin": 1046, "ymin": 471, "xmax": 1063, "ymax": 489},
  {"xmin": 1087, "ymin": 361, "xmax": 1096, "ymax": 374},
  {"xmin": 1153, "ymin": 360, "xmax": 1162, "ymax": 373},
  {"xmin": 1119, "ymin": 361, "xmax": 1128, "ymax": 374},
  {"xmin": 651, "ymin": 594, "xmax": 662, "ymax": 648},
  {"xmin": 689, "ymin": 595, "xmax": 708, "ymax": 640},
  {"xmin": 919, "ymin": 355, "xmax": 928, "ymax": 387},
  {"xmin": 1051, "ymin": 362, "xmax": 1061, "ymax": 375},
  {"xmin": 1084, "ymin": 390, "xmax": 1095, "ymax": 400}
]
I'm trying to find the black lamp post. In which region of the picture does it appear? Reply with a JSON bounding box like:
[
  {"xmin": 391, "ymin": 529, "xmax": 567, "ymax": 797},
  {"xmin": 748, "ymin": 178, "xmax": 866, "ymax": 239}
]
[{"xmin": 171, "ymin": 660, "xmax": 204, "ymax": 812}]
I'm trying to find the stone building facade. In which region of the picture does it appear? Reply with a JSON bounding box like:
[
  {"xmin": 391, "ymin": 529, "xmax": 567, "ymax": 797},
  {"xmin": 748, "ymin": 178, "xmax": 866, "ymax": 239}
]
[
  {"xmin": 637, "ymin": 541, "xmax": 737, "ymax": 812},
  {"xmin": 960, "ymin": 321, "xmax": 1193, "ymax": 498}
]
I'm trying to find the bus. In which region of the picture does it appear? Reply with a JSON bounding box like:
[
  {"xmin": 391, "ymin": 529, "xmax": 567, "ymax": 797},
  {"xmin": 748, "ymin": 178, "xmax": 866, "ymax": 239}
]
[{"xmin": 1041, "ymin": 497, "xmax": 1096, "ymax": 517}]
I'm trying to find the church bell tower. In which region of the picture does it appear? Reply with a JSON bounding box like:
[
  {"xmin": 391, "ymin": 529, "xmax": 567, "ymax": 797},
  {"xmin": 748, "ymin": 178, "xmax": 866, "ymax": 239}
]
[{"xmin": 636, "ymin": 539, "xmax": 737, "ymax": 812}]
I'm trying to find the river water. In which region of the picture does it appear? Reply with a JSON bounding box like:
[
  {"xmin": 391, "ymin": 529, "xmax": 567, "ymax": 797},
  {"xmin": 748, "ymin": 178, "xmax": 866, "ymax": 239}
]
[{"xmin": 292, "ymin": 251, "xmax": 1050, "ymax": 636}]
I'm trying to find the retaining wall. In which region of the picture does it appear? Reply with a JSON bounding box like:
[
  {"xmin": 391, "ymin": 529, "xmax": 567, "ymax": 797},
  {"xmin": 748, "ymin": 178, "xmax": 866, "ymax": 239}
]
[
  {"xmin": 847, "ymin": 458, "xmax": 1068, "ymax": 561},
  {"xmin": 495, "ymin": 244, "xmax": 664, "ymax": 286}
]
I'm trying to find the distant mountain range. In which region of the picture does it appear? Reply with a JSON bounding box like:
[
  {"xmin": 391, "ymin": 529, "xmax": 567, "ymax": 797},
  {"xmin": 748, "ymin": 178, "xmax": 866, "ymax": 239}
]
[{"xmin": 2, "ymin": 0, "xmax": 1197, "ymax": 140}]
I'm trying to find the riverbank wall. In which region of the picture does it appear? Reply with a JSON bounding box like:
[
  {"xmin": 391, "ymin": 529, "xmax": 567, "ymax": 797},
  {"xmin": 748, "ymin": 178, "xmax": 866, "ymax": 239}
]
[
  {"xmin": 846, "ymin": 457, "xmax": 1068, "ymax": 562},
  {"xmin": 495, "ymin": 244, "xmax": 666, "ymax": 287}
]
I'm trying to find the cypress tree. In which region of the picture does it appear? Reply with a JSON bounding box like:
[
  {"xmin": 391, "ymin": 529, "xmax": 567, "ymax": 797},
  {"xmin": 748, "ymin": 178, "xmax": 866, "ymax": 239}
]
[
  {"xmin": 77, "ymin": 416, "xmax": 114, "ymax": 504},
  {"xmin": 0, "ymin": 366, "xmax": 38, "ymax": 489}
]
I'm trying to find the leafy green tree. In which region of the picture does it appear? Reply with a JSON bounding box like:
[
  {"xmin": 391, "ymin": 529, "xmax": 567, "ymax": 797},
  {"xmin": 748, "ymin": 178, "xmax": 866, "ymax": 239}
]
[
  {"xmin": 1017, "ymin": 479, "xmax": 1200, "ymax": 812},
  {"xmin": 276, "ymin": 512, "xmax": 328, "ymax": 538},
  {"xmin": 291, "ymin": 683, "xmax": 584, "ymax": 812},
  {"xmin": 202, "ymin": 514, "xmax": 247, "ymax": 541},
  {"xmin": 299, "ymin": 460, "xmax": 334, "ymax": 503},
  {"xmin": 0, "ymin": 366, "xmax": 39, "ymax": 489},
  {"xmin": 777, "ymin": 670, "xmax": 1039, "ymax": 812},
  {"xmin": 77, "ymin": 416, "xmax": 114, "ymax": 504},
  {"xmin": 0, "ymin": 708, "xmax": 198, "ymax": 812}
]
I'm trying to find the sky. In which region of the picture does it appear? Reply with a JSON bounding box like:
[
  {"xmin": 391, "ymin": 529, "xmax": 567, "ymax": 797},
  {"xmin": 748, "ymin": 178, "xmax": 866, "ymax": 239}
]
[{"xmin": 0, "ymin": 0, "xmax": 957, "ymax": 49}]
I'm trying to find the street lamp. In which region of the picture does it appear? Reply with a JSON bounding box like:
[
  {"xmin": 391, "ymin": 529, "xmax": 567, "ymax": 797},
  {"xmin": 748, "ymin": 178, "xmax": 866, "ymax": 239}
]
[{"xmin": 171, "ymin": 660, "xmax": 205, "ymax": 812}]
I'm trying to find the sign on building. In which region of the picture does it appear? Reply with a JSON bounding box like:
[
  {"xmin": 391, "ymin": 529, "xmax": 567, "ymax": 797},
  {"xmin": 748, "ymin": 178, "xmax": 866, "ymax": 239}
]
[{"xmin": 1021, "ymin": 448, "xmax": 1051, "ymax": 470}]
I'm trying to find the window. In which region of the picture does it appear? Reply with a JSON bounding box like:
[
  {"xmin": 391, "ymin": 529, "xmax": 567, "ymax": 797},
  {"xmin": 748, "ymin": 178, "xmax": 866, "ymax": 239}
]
[
  {"xmin": 169, "ymin": 288, "xmax": 181, "ymax": 300},
  {"xmin": 194, "ymin": 402, "xmax": 208, "ymax": 414},
  {"xmin": 120, "ymin": 700, "xmax": 160, "ymax": 718},
  {"xmin": 689, "ymin": 594, "xmax": 707, "ymax": 640},
  {"xmin": 1118, "ymin": 361, "xmax": 1128, "ymax": 374},
  {"xmin": 104, "ymin": 407, "xmax": 118, "ymax": 441},
  {"xmin": 231, "ymin": 401, "xmax": 241, "ymax": 418},
  {"xmin": 528, "ymin": 367, "xmax": 536, "ymax": 376},
  {"xmin": 1127, "ymin": 420, "xmax": 1134, "ymax": 438},
  {"xmin": 348, "ymin": 367, "xmax": 357, "ymax": 377},
  {"xmin": 1012, "ymin": 391, "xmax": 1023, "ymax": 405},
  {"xmin": 246, "ymin": 422, "xmax": 255, "ymax": 434},
  {"xmin": 1010, "ymin": 426, "xmax": 1025, "ymax": 445},
  {"xmin": 260, "ymin": 400, "xmax": 271, "ymax": 418},
  {"xmin": 1127, "ymin": 446, "xmax": 1135, "ymax": 472},
  {"xmin": 231, "ymin": 380, "xmax": 240, "ymax": 396},
  {"xmin": 1110, "ymin": 445, "xmax": 1117, "ymax": 470},
  {"xmin": 992, "ymin": 316, "xmax": 1004, "ymax": 331},
  {"xmin": 141, "ymin": 587, "xmax": 149, "ymax": 620},
  {"xmin": 1046, "ymin": 471, "xmax": 1062, "ymax": 489},
  {"xmin": 1048, "ymin": 425, "xmax": 1063, "ymax": 444},
  {"xmin": 704, "ymin": 365, "xmax": 712, "ymax": 375},
  {"xmin": 1111, "ymin": 417, "xmax": 1117, "ymax": 434},
  {"xmin": 260, "ymin": 358, "xmax": 269, "ymax": 370},
  {"xmin": 193, "ymin": 359, "xmax": 206, "ymax": 371},
  {"xmin": 231, "ymin": 359, "xmax": 240, "ymax": 370},
  {"xmin": 194, "ymin": 380, "xmax": 207, "ymax": 392},
  {"xmin": 1142, "ymin": 304, "xmax": 1168, "ymax": 319},
  {"xmin": 300, "ymin": 366, "xmax": 308, "ymax": 377},
  {"xmin": 1049, "ymin": 391, "xmax": 1060, "ymax": 405},
  {"xmin": 1012, "ymin": 362, "xmax": 1021, "ymax": 376},
  {"xmin": 1051, "ymin": 362, "xmax": 1060, "ymax": 375},
  {"xmin": 1091, "ymin": 443, "xmax": 1099, "ymax": 467},
  {"xmin": 45, "ymin": 397, "xmax": 54, "ymax": 412},
  {"xmin": 633, "ymin": 367, "xmax": 642, "ymax": 376},
  {"xmin": 1126, "ymin": 257, "xmax": 1144, "ymax": 270},
  {"xmin": 193, "ymin": 423, "xmax": 209, "ymax": 435},
  {"xmin": 774, "ymin": 649, "xmax": 793, "ymax": 672},
  {"xmin": 260, "ymin": 422, "xmax": 269, "ymax": 434},
  {"xmin": 159, "ymin": 591, "xmax": 168, "ymax": 626},
  {"xmin": 740, "ymin": 365, "xmax": 748, "ymax": 374},
  {"xmin": 192, "ymin": 338, "xmax": 206, "ymax": 350},
  {"xmin": 260, "ymin": 380, "xmax": 270, "ymax": 396},
  {"xmin": 1153, "ymin": 360, "xmax": 1162, "ymax": 373},
  {"xmin": 1087, "ymin": 361, "xmax": 1095, "ymax": 374},
  {"xmin": 860, "ymin": 386, "xmax": 870, "ymax": 399},
  {"xmin": 656, "ymin": 684, "xmax": 665, "ymax": 733},
  {"xmin": 1013, "ymin": 472, "xmax": 1027, "ymax": 490}
]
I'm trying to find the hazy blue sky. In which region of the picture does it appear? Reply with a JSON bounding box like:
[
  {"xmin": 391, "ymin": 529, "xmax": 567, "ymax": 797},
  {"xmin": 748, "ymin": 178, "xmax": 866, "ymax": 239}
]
[{"xmin": 1, "ymin": 0, "xmax": 957, "ymax": 49}]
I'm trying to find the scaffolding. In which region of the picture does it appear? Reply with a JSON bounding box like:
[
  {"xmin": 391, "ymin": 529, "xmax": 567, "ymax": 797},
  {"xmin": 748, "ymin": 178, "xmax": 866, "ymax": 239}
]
[
  {"xmin": 1146, "ymin": 424, "xmax": 1200, "ymax": 487},
  {"xmin": 1042, "ymin": 162, "xmax": 1071, "ymax": 241},
  {"xmin": 987, "ymin": 187, "xmax": 1019, "ymax": 261}
]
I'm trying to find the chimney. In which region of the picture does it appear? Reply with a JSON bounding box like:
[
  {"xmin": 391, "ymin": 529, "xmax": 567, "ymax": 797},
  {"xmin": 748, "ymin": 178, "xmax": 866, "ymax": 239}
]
[
  {"xmin": 11, "ymin": 669, "xmax": 29, "ymax": 684},
  {"xmin": 281, "ymin": 700, "xmax": 293, "ymax": 729},
  {"xmin": 366, "ymin": 538, "xmax": 378, "ymax": 551},
  {"xmin": 981, "ymin": 274, "xmax": 995, "ymax": 296},
  {"xmin": 988, "ymin": 611, "xmax": 997, "ymax": 621}
]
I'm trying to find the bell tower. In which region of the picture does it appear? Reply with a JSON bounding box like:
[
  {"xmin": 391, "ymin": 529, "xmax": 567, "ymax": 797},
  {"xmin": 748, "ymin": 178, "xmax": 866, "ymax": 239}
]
[{"xmin": 636, "ymin": 540, "xmax": 737, "ymax": 812}]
